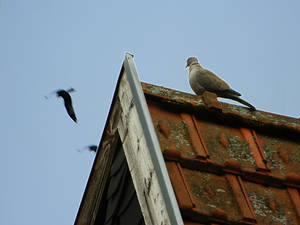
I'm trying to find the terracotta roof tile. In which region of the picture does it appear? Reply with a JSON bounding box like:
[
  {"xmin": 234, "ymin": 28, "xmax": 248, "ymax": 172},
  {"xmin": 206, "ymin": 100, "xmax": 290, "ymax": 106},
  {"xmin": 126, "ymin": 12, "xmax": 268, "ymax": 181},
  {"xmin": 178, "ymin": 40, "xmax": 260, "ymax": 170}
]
[{"xmin": 143, "ymin": 82, "xmax": 300, "ymax": 225}]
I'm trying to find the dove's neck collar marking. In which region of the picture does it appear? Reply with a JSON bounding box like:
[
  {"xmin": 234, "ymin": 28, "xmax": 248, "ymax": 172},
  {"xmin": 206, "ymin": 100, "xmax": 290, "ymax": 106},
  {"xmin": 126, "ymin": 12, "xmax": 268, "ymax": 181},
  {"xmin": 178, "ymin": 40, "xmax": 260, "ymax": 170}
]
[{"xmin": 191, "ymin": 62, "xmax": 198, "ymax": 66}]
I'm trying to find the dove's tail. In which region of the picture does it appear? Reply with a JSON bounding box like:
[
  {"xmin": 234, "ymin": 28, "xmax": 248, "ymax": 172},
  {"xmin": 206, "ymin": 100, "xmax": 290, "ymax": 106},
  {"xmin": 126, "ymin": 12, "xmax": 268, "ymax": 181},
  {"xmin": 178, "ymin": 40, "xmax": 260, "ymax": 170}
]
[
  {"xmin": 227, "ymin": 89, "xmax": 241, "ymax": 97},
  {"xmin": 223, "ymin": 95, "xmax": 256, "ymax": 110}
]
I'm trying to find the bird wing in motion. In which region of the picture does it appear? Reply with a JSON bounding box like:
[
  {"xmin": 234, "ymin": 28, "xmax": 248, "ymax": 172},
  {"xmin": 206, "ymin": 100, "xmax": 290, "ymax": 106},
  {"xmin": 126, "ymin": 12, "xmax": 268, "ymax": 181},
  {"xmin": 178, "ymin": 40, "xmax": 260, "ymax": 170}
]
[
  {"xmin": 64, "ymin": 98, "xmax": 77, "ymax": 123},
  {"xmin": 56, "ymin": 89, "xmax": 77, "ymax": 123},
  {"xmin": 78, "ymin": 145, "xmax": 97, "ymax": 153}
]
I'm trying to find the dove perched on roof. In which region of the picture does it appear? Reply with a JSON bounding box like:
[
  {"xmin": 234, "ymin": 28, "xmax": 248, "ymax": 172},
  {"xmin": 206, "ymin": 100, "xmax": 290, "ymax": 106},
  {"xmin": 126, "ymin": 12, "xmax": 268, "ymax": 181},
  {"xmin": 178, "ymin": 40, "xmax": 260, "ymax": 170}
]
[{"xmin": 186, "ymin": 57, "xmax": 255, "ymax": 110}]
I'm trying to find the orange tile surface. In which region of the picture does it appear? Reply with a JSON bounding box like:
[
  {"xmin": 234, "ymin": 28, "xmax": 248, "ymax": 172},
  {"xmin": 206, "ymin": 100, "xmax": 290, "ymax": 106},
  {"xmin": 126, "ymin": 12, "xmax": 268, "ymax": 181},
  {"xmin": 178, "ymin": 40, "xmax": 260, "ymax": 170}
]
[{"xmin": 143, "ymin": 82, "xmax": 300, "ymax": 225}]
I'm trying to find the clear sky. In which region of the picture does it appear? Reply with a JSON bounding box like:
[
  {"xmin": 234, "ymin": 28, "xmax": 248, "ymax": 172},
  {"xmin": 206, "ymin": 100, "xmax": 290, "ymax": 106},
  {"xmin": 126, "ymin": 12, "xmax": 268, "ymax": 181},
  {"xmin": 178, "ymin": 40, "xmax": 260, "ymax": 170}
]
[{"xmin": 1, "ymin": 1, "xmax": 300, "ymax": 224}]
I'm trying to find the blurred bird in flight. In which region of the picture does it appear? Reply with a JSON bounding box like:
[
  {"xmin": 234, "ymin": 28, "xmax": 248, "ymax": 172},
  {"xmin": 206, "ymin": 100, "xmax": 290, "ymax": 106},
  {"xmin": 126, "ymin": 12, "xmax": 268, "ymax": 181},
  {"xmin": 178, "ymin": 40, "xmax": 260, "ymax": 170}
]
[
  {"xmin": 45, "ymin": 88, "xmax": 77, "ymax": 123},
  {"xmin": 77, "ymin": 145, "xmax": 97, "ymax": 153}
]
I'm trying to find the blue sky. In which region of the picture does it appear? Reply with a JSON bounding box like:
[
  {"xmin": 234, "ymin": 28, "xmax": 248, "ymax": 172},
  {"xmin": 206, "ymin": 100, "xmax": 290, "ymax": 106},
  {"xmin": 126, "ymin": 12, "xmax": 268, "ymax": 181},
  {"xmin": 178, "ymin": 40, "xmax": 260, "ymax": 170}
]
[{"xmin": 1, "ymin": 1, "xmax": 300, "ymax": 224}]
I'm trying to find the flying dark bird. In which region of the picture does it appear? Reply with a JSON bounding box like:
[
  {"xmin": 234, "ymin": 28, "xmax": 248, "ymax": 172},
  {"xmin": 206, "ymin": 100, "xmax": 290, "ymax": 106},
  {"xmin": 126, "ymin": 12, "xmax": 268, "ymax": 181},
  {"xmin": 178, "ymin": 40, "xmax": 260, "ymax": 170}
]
[
  {"xmin": 186, "ymin": 57, "xmax": 256, "ymax": 110},
  {"xmin": 45, "ymin": 88, "xmax": 77, "ymax": 123},
  {"xmin": 77, "ymin": 145, "xmax": 98, "ymax": 153}
]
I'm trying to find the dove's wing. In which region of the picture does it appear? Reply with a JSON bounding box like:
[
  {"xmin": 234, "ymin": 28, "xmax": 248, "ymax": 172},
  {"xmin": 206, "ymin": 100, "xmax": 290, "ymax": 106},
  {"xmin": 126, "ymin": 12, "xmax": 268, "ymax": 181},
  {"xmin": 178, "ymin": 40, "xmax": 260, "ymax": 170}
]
[{"xmin": 192, "ymin": 67, "xmax": 241, "ymax": 96}]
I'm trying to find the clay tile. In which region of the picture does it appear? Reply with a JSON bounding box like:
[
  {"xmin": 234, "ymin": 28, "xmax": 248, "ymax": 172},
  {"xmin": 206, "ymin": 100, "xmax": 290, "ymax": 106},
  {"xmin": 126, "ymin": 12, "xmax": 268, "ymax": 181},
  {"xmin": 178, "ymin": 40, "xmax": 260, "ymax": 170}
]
[
  {"xmin": 225, "ymin": 158, "xmax": 241, "ymax": 171},
  {"xmin": 164, "ymin": 146, "xmax": 182, "ymax": 160},
  {"xmin": 201, "ymin": 91, "xmax": 222, "ymax": 111},
  {"xmin": 210, "ymin": 208, "xmax": 228, "ymax": 220},
  {"xmin": 278, "ymin": 148, "xmax": 290, "ymax": 164},
  {"xmin": 219, "ymin": 133, "xmax": 229, "ymax": 150},
  {"xmin": 286, "ymin": 173, "xmax": 300, "ymax": 184},
  {"xmin": 267, "ymin": 197, "xmax": 277, "ymax": 214},
  {"xmin": 157, "ymin": 120, "xmax": 170, "ymax": 139}
]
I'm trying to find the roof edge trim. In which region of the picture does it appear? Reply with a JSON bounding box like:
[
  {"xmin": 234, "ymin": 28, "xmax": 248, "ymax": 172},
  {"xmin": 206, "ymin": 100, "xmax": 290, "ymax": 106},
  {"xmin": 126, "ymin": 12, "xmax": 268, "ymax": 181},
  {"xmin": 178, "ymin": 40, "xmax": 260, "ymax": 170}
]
[{"xmin": 123, "ymin": 53, "xmax": 184, "ymax": 225}]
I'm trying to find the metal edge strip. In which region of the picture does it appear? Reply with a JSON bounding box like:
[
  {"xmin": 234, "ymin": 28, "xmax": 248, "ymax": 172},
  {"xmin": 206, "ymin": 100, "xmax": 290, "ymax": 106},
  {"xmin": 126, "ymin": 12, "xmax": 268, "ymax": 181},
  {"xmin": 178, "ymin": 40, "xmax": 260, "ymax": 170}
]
[{"xmin": 123, "ymin": 53, "xmax": 184, "ymax": 225}]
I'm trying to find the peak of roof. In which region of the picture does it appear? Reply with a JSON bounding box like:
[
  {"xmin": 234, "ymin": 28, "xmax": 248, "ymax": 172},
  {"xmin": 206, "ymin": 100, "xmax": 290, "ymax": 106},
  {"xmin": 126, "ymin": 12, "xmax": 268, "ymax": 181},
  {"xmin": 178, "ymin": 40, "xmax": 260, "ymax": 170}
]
[
  {"xmin": 76, "ymin": 54, "xmax": 300, "ymax": 225},
  {"xmin": 142, "ymin": 82, "xmax": 300, "ymax": 138}
]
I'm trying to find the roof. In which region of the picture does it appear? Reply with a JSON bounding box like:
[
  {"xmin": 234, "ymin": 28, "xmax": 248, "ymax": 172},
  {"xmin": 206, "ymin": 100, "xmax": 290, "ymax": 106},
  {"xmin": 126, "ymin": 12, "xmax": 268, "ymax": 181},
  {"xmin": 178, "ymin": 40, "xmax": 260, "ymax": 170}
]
[
  {"xmin": 75, "ymin": 54, "xmax": 300, "ymax": 225},
  {"xmin": 75, "ymin": 53, "xmax": 183, "ymax": 225},
  {"xmin": 143, "ymin": 82, "xmax": 300, "ymax": 224}
]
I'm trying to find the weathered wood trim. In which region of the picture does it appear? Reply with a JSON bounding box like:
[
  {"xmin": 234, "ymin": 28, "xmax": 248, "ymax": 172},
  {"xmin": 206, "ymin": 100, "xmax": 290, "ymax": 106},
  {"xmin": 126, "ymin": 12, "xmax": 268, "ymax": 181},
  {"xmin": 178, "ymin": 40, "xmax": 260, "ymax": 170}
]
[
  {"xmin": 74, "ymin": 96, "xmax": 121, "ymax": 225},
  {"xmin": 118, "ymin": 54, "xmax": 184, "ymax": 225},
  {"xmin": 75, "ymin": 54, "xmax": 183, "ymax": 225}
]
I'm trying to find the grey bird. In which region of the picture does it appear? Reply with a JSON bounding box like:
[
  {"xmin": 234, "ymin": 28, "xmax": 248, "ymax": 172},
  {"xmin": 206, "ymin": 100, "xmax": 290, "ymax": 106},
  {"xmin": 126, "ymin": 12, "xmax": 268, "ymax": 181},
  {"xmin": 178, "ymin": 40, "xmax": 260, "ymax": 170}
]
[
  {"xmin": 186, "ymin": 57, "xmax": 256, "ymax": 110},
  {"xmin": 45, "ymin": 88, "xmax": 77, "ymax": 122}
]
